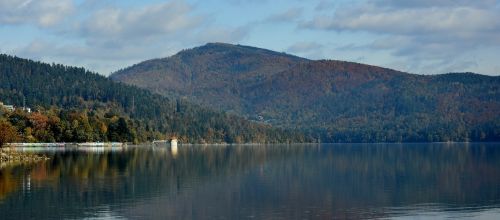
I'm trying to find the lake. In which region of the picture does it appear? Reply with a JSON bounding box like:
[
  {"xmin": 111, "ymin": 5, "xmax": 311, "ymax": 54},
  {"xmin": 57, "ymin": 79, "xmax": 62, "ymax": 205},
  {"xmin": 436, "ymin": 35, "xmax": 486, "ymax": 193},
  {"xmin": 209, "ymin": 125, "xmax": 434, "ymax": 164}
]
[{"xmin": 0, "ymin": 143, "xmax": 499, "ymax": 219}]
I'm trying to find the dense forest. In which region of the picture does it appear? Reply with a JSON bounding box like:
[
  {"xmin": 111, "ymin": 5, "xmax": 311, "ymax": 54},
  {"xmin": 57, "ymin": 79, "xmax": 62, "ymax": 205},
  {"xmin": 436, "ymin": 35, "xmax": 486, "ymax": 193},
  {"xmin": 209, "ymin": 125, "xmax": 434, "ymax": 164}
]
[
  {"xmin": 0, "ymin": 54, "xmax": 309, "ymax": 145},
  {"xmin": 111, "ymin": 43, "xmax": 500, "ymax": 142}
]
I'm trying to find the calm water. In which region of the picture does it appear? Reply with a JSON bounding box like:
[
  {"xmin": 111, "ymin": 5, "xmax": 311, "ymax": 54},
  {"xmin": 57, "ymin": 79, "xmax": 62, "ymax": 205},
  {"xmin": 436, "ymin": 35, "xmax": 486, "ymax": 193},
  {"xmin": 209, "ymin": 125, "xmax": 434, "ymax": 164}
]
[{"xmin": 1, "ymin": 143, "xmax": 500, "ymax": 219}]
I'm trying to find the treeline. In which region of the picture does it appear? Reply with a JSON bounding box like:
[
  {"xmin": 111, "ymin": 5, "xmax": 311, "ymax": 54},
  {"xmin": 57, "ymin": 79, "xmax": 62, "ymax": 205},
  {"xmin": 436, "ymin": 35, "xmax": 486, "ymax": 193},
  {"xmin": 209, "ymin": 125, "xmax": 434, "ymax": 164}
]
[
  {"xmin": 0, "ymin": 54, "xmax": 309, "ymax": 144},
  {"xmin": 111, "ymin": 44, "xmax": 500, "ymax": 143},
  {"xmin": 0, "ymin": 107, "xmax": 147, "ymax": 145},
  {"xmin": 308, "ymin": 115, "xmax": 500, "ymax": 143},
  {"xmin": 302, "ymin": 72, "xmax": 500, "ymax": 143}
]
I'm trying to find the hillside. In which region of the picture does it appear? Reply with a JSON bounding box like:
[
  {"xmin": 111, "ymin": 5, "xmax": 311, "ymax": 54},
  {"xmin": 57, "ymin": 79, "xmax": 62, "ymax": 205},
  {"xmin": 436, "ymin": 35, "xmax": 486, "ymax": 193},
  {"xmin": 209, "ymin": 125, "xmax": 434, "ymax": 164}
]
[
  {"xmin": 111, "ymin": 43, "xmax": 308, "ymax": 114},
  {"xmin": 111, "ymin": 43, "xmax": 500, "ymax": 142},
  {"xmin": 0, "ymin": 54, "xmax": 308, "ymax": 144}
]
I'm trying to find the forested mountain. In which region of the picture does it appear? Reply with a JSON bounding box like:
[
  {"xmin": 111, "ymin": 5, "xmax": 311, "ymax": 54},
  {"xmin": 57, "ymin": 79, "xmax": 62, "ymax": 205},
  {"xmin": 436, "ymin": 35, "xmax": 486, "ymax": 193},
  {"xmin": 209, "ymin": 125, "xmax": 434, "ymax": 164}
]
[
  {"xmin": 0, "ymin": 54, "xmax": 308, "ymax": 144},
  {"xmin": 111, "ymin": 43, "xmax": 500, "ymax": 142},
  {"xmin": 112, "ymin": 43, "xmax": 308, "ymax": 114}
]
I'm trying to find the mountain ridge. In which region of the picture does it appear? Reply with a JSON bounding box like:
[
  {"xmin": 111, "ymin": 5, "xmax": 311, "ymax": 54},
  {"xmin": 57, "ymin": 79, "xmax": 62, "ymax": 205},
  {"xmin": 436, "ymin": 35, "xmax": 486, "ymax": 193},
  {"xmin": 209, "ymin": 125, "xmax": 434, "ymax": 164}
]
[{"xmin": 109, "ymin": 43, "xmax": 500, "ymax": 142}]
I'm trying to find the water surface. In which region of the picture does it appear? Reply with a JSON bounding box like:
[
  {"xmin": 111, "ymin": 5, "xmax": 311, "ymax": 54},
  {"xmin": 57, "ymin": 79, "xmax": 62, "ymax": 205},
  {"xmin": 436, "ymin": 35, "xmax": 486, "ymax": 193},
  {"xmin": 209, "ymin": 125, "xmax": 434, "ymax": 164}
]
[{"xmin": 0, "ymin": 143, "xmax": 499, "ymax": 219}]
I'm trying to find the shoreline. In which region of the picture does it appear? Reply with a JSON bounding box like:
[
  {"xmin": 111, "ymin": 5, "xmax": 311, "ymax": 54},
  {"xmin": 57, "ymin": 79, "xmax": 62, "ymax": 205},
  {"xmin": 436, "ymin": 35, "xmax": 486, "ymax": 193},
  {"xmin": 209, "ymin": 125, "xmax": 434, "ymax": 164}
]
[
  {"xmin": 4, "ymin": 141, "xmax": 498, "ymax": 147},
  {"xmin": 0, "ymin": 148, "xmax": 50, "ymax": 169},
  {"xmin": 7, "ymin": 142, "xmax": 124, "ymax": 147}
]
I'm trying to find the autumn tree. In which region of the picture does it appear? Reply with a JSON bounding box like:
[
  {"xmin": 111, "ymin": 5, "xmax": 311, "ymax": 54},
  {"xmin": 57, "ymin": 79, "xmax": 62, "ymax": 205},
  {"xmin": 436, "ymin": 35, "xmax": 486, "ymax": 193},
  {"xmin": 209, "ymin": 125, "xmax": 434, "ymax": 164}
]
[{"xmin": 0, "ymin": 120, "xmax": 19, "ymax": 147}]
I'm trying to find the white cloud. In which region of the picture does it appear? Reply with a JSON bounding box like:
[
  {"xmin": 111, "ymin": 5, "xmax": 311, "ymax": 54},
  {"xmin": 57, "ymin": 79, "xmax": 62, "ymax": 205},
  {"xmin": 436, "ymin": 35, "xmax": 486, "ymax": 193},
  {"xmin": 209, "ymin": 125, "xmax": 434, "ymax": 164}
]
[
  {"xmin": 306, "ymin": 7, "xmax": 500, "ymax": 38},
  {"xmin": 3, "ymin": 0, "xmax": 499, "ymax": 75},
  {"xmin": 265, "ymin": 8, "xmax": 303, "ymax": 23},
  {"xmin": 374, "ymin": 0, "xmax": 497, "ymax": 9},
  {"xmin": 0, "ymin": 0, "xmax": 74, "ymax": 27},
  {"xmin": 7, "ymin": 0, "xmax": 252, "ymax": 75},
  {"xmin": 303, "ymin": 0, "xmax": 500, "ymax": 74},
  {"xmin": 12, "ymin": 39, "xmax": 186, "ymax": 74},
  {"xmin": 315, "ymin": 0, "xmax": 337, "ymax": 11},
  {"xmin": 77, "ymin": 1, "xmax": 204, "ymax": 42}
]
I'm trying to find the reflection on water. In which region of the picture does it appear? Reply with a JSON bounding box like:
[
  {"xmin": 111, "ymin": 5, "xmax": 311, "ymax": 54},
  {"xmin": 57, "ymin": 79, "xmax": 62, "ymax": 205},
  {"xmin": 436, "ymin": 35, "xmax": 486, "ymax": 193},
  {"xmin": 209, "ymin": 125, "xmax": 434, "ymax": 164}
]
[{"xmin": 0, "ymin": 143, "xmax": 499, "ymax": 219}]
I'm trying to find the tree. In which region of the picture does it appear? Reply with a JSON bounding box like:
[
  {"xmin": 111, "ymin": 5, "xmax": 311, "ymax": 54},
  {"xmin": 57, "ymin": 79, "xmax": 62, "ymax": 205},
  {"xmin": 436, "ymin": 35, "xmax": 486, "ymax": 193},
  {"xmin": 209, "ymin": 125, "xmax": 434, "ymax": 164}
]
[{"xmin": 0, "ymin": 120, "xmax": 19, "ymax": 147}]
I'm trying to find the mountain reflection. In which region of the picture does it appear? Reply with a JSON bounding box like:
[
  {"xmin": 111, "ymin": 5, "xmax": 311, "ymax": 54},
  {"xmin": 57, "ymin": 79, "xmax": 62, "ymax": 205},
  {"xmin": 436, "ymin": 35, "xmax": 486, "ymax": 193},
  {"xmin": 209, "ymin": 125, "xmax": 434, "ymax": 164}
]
[{"xmin": 0, "ymin": 143, "xmax": 499, "ymax": 219}]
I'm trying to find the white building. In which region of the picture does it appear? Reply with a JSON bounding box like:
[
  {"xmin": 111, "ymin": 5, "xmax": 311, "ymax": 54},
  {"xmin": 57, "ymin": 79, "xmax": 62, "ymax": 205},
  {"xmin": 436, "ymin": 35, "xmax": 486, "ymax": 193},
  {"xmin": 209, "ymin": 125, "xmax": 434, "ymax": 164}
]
[
  {"xmin": 0, "ymin": 101, "xmax": 14, "ymax": 111},
  {"xmin": 170, "ymin": 138, "xmax": 178, "ymax": 157},
  {"xmin": 4, "ymin": 105, "xmax": 14, "ymax": 111},
  {"xmin": 1, "ymin": 101, "xmax": 32, "ymax": 112},
  {"xmin": 171, "ymin": 138, "xmax": 178, "ymax": 147}
]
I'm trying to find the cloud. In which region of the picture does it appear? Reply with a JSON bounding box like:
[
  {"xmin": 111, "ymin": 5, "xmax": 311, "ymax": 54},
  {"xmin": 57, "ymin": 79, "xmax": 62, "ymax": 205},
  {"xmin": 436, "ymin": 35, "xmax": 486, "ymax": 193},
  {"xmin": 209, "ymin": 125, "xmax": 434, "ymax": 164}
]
[
  {"xmin": 7, "ymin": 0, "xmax": 252, "ymax": 75},
  {"xmin": 219, "ymin": 0, "xmax": 269, "ymax": 5},
  {"xmin": 0, "ymin": 0, "xmax": 74, "ymax": 27},
  {"xmin": 374, "ymin": 0, "xmax": 498, "ymax": 9},
  {"xmin": 265, "ymin": 8, "xmax": 303, "ymax": 23},
  {"xmin": 12, "ymin": 39, "xmax": 168, "ymax": 74},
  {"xmin": 305, "ymin": 7, "xmax": 500, "ymax": 39},
  {"xmin": 302, "ymin": 0, "xmax": 500, "ymax": 74},
  {"xmin": 76, "ymin": 1, "xmax": 204, "ymax": 44},
  {"xmin": 70, "ymin": 0, "xmax": 252, "ymax": 57},
  {"xmin": 315, "ymin": 0, "xmax": 337, "ymax": 11},
  {"xmin": 3, "ymin": 0, "xmax": 498, "ymax": 75},
  {"xmin": 69, "ymin": 0, "xmax": 253, "ymax": 50}
]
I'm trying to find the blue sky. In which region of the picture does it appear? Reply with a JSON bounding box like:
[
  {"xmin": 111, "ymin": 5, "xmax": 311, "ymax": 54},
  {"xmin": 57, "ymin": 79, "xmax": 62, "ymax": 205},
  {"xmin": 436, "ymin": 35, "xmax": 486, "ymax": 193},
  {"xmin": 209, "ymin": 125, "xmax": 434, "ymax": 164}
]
[{"xmin": 0, "ymin": 0, "xmax": 499, "ymax": 75}]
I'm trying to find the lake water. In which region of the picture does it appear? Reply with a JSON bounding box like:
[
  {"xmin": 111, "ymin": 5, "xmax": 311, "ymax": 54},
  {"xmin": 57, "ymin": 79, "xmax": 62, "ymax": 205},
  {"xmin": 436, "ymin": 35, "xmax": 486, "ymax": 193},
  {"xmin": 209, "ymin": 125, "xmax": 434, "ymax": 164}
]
[{"xmin": 0, "ymin": 143, "xmax": 499, "ymax": 219}]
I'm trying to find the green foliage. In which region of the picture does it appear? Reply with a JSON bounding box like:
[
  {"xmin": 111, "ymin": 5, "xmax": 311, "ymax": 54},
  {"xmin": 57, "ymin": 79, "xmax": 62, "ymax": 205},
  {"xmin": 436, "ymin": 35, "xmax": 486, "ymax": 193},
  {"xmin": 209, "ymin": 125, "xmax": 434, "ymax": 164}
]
[{"xmin": 0, "ymin": 54, "xmax": 307, "ymax": 144}]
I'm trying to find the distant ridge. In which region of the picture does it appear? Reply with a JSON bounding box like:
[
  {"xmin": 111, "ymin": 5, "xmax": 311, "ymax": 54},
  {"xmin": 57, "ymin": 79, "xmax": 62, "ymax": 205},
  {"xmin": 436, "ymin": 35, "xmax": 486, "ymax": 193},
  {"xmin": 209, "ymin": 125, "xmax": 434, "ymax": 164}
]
[{"xmin": 111, "ymin": 43, "xmax": 500, "ymax": 142}]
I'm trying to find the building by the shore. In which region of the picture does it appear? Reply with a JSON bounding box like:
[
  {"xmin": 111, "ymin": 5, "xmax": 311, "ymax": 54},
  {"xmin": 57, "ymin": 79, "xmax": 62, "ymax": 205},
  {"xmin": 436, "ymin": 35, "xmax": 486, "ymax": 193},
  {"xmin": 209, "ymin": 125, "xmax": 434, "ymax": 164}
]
[
  {"xmin": 0, "ymin": 101, "xmax": 14, "ymax": 111},
  {"xmin": 0, "ymin": 101, "xmax": 31, "ymax": 112},
  {"xmin": 171, "ymin": 138, "xmax": 178, "ymax": 147}
]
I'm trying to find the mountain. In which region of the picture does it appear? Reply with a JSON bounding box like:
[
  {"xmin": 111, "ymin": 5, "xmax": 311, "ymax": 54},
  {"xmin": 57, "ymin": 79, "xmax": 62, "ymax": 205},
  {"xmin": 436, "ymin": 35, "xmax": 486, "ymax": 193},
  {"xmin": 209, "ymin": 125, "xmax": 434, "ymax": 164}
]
[
  {"xmin": 112, "ymin": 43, "xmax": 308, "ymax": 114},
  {"xmin": 0, "ymin": 54, "xmax": 308, "ymax": 144},
  {"xmin": 111, "ymin": 43, "xmax": 500, "ymax": 142}
]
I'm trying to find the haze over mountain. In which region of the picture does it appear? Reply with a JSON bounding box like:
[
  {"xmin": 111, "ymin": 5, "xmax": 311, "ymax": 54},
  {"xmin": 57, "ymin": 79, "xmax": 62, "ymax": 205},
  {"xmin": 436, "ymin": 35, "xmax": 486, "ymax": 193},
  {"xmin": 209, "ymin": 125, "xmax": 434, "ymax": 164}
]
[{"xmin": 111, "ymin": 43, "xmax": 500, "ymax": 142}]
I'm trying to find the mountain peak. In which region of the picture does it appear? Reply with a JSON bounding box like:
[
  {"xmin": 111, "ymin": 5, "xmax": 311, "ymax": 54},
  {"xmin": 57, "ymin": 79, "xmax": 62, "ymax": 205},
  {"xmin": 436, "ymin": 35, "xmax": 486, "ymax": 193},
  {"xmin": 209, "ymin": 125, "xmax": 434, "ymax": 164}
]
[
  {"xmin": 110, "ymin": 43, "xmax": 309, "ymax": 83},
  {"xmin": 109, "ymin": 44, "xmax": 500, "ymax": 142},
  {"xmin": 204, "ymin": 42, "xmax": 238, "ymax": 48},
  {"xmin": 176, "ymin": 42, "xmax": 307, "ymax": 62}
]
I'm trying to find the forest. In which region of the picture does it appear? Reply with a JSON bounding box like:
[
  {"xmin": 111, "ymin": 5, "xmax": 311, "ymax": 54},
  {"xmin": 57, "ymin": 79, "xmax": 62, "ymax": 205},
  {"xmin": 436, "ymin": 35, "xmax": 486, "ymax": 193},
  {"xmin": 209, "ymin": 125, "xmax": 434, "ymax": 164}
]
[
  {"xmin": 112, "ymin": 43, "xmax": 500, "ymax": 143},
  {"xmin": 0, "ymin": 54, "xmax": 309, "ymax": 146},
  {"xmin": 2, "ymin": 49, "xmax": 499, "ymax": 144}
]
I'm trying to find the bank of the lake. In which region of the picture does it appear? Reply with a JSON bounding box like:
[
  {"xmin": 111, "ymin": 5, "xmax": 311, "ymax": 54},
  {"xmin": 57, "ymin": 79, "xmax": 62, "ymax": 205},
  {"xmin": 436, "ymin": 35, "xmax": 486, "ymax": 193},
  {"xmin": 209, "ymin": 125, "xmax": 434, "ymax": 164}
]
[{"xmin": 0, "ymin": 148, "xmax": 50, "ymax": 168}]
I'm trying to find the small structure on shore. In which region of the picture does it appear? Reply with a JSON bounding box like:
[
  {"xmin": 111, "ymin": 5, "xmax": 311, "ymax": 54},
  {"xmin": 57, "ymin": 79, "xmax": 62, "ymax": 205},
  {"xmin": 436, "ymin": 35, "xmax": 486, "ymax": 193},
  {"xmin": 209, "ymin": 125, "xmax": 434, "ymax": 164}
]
[
  {"xmin": 170, "ymin": 138, "xmax": 178, "ymax": 157},
  {"xmin": 171, "ymin": 138, "xmax": 178, "ymax": 147},
  {"xmin": 0, "ymin": 101, "xmax": 31, "ymax": 112},
  {"xmin": 0, "ymin": 102, "xmax": 14, "ymax": 111}
]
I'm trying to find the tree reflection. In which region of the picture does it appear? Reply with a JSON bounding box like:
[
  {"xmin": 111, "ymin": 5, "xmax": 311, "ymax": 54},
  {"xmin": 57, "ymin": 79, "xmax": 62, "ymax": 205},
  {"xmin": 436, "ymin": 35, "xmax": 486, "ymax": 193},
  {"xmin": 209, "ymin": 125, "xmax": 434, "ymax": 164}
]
[{"xmin": 0, "ymin": 143, "xmax": 499, "ymax": 219}]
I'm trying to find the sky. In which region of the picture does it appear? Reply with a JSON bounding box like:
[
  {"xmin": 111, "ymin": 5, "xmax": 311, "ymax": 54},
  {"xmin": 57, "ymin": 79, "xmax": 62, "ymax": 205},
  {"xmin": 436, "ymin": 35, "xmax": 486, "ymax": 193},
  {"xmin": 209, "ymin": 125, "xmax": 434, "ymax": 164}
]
[{"xmin": 0, "ymin": 0, "xmax": 499, "ymax": 76}]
